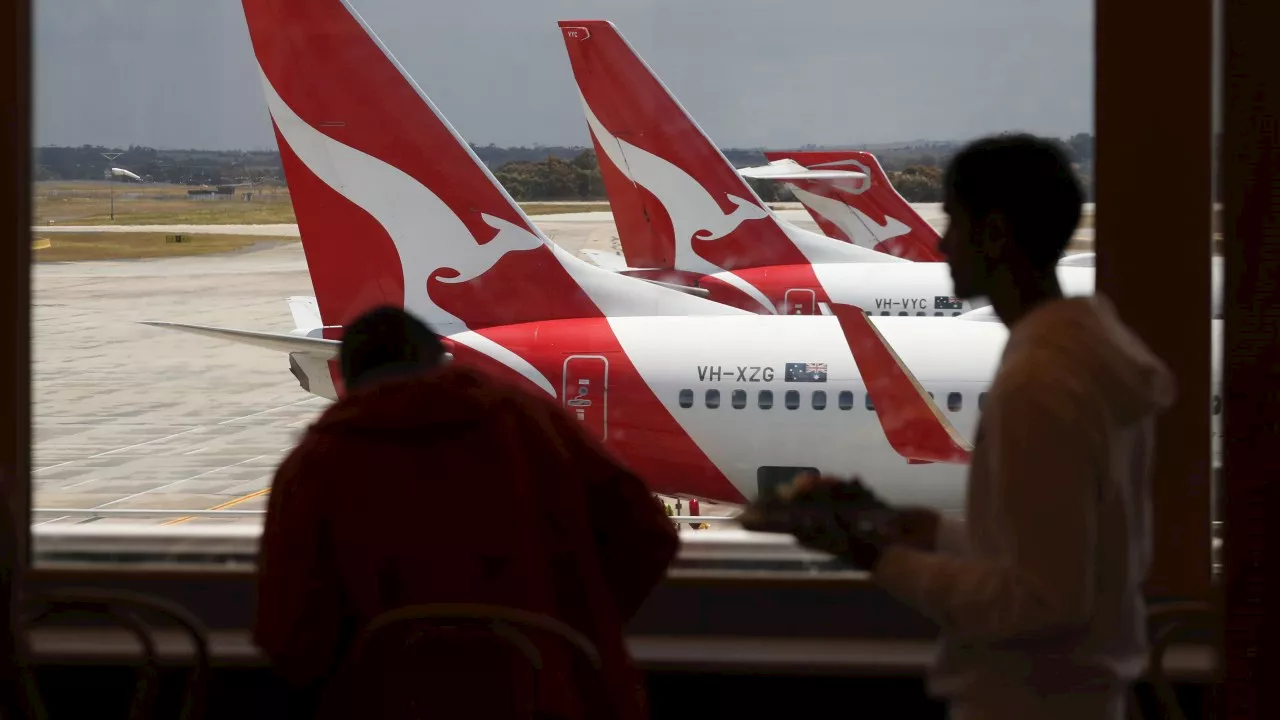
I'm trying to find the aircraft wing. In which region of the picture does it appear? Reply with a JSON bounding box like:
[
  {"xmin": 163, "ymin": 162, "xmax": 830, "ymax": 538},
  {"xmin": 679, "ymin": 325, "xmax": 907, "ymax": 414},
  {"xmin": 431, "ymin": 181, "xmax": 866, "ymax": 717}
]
[
  {"xmin": 1058, "ymin": 252, "xmax": 1096, "ymax": 267},
  {"xmin": 830, "ymin": 305, "xmax": 973, "ymax": 464},
  {"xmin": 955, "ymin": 306, "xmax": 1001, "ymax": 322},
  {"xmin": 737, "ymin": 158, "xmax": 868, "ymax": 182},
  {"xmin": 139, "ymin": 321, "xmax": 339, "ymax": 358}
]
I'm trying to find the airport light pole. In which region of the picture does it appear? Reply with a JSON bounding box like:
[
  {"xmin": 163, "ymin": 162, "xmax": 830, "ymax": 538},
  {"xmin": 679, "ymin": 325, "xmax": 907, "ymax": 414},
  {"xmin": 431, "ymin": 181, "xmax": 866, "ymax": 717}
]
[{"xmin": 101, "ymin": 152, "xmax": 122, "ymax": 220}]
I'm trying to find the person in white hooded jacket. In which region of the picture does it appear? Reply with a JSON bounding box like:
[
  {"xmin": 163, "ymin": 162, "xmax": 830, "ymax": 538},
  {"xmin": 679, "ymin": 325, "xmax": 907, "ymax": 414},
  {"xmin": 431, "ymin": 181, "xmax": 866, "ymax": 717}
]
[{"xmin": 764, "ymin": 134, "xmax": 1177, "ymax": 720}]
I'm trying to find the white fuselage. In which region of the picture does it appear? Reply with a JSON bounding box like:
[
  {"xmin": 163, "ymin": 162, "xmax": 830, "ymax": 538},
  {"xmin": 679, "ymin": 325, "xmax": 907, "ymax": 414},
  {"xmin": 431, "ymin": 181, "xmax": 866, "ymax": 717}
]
[
  {"xmin": 609, "ymin": 315, "xmax": 1005, "ymax": 509},
  {"xmin": 286, "ymin": 314, "xmax": 1222, "ymax": 512}
]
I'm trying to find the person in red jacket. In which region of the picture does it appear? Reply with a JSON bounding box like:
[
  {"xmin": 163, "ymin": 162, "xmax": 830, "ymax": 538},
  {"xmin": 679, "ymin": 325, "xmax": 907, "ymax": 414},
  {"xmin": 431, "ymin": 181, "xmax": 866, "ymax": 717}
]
[{"xmin": 254, "ymin": 306, "xmax": 679, "ymax": 719}]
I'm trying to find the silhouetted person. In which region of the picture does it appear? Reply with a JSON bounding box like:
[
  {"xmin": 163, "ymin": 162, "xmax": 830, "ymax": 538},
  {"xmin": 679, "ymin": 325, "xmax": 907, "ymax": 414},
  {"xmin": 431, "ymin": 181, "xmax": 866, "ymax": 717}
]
[
  {"xmin": 255, "ymin": 306, "xmax": 678, "ymax": 720},
  {"xmin": 752, "ymin": 135, "xmax": 1176, "ymax": 720}
]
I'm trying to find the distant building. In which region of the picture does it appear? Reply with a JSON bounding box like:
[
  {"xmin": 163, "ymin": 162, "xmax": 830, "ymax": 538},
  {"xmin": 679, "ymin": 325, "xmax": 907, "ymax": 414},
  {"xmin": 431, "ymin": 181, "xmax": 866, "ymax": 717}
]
[{"xmin": 187, "ymin": 183, "xmax": 258, "ymax": 201}]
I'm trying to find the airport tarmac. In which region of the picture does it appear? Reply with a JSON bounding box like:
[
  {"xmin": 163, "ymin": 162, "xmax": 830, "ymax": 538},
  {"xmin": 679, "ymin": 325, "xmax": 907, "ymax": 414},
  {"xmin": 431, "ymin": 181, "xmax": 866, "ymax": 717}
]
[
  {"xmin": 30, "ymin": 201, "xmax": 1101, "ymax": 533},
  {"xmin": 31, "ymin": 212, "xmax": 752, "ymax": 529}
]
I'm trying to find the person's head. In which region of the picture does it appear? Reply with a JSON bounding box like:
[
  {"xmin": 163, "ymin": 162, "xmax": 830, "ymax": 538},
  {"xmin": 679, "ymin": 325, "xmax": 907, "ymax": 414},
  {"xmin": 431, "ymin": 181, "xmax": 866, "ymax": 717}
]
[
  {"xmin": 339, "ymin": 306, "xmax": 446, "ymax": 391},
  {"xmin": 939, "ymin": 134, "xmax": 1083, "ymax": 299}
]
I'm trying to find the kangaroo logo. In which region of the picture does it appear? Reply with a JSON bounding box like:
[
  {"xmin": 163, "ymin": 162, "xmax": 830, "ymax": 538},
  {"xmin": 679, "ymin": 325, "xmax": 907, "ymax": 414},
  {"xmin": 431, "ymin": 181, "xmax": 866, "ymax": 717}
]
[
  {"xmin": 259, "ymin": 67, "xmax": 543, "ymax": 334},
  {"xmin": 579, "ymin": 94, "xmax": 768, "ymax": 275},
  {"xmin": 788, "ymin": 183, "xmax": 912, "ymax": 250},
  {"xmin": 579, "ymin": 94, "xmax": 777, "ymax": 312},
  {"xmin": 810, "ymin": 158, "xmax": 873, "ymax": 195}
]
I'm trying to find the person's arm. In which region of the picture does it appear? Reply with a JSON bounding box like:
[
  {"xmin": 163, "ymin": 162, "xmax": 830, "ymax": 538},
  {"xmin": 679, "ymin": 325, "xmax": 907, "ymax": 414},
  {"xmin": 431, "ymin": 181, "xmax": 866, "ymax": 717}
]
[
  {"xmin": 935, "ymin": 516, "xmax": 969, "ymax": 555},
  {"xmin": 541, "ymin": 406, "xmax": 679, "ymax": 620},
  {"xmin": 872, "ymin": 387, "xmax": 1101, "ymax": 643},
  {"xmin": 253, "ymin": 440, "xmax": 345, "ymax": 689}
]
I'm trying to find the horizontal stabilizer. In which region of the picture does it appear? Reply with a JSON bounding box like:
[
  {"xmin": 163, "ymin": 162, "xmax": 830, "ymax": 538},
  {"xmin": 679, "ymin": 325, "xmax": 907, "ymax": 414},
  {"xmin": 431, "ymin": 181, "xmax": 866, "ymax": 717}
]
[
  {"xmin": 831, "ymin": 305, "xmax": 973, "ymax": 464},
  {"xmin": 139, "ymin": 321, "xmax": 340, "ymax": 358},
  {"xmin": 761, "ymin": 150, "xmax": 946, "ymax": 262},
  {"xmin": 737, "ymin": 159, "xmax": 868, "ymax": 182}
]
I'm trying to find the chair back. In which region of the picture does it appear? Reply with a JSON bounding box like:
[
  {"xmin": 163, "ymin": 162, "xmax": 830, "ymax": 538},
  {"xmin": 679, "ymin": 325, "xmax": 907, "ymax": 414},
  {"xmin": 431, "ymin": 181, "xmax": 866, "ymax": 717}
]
[
  {"xmin": 344, "ymin": 603, "xmax": 605, "ymax": 720},
  {"xmin": 22, "ymin": 587, "xmax": 210, "ymax": 720}
]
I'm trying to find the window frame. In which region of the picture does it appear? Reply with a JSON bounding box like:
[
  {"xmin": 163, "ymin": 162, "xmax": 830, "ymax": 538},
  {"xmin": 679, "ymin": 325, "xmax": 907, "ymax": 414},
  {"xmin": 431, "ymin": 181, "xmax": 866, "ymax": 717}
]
[
  {"xmin": 3, "ymin": 0, "xmax": 32, "ymax": 582},
  {"xmin": 5, "ymin": 0, "xmax": 1219, "ymax": 649},
  {"xmin": 838, "ymin": 390, "xmax": 854, "ymax": 410},
  {"xmin": 758, "ymin": 389, "xmax": 773, "ymax": 410}
]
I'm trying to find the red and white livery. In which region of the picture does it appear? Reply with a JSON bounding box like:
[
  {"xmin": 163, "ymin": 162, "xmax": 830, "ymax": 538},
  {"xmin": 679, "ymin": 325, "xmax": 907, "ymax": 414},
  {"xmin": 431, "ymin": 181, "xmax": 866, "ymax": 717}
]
[{"xmin": 145, "ymin": 3, "xmax": 1222, "ymax": 513}]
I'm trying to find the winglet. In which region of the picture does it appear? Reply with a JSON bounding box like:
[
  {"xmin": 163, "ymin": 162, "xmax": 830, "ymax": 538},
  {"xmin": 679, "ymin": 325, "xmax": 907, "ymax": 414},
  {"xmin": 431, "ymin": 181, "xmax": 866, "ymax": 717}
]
[{"xmin": 830, "ymin": 306, "xmax": 973, "ymax": 464}]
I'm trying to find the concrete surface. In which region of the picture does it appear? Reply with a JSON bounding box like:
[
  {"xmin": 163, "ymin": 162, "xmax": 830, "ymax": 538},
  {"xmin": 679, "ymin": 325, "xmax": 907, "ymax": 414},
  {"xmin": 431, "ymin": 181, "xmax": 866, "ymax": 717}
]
[
  {"xmin": 32, "ymin": 202, "xmax": 1087, "ymax": 534},
  {"xmin": 30, "ymin": 215, "xmax": 726, "ymax": 531}
]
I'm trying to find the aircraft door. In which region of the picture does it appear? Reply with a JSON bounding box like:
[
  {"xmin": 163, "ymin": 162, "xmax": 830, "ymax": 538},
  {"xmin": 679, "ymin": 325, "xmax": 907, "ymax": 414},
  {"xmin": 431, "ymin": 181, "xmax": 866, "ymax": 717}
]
[
  {"xmin": 562, "ymin": 355, "xmax": 609, "ymax": 442},
  {"xmin": 783, "ymin": 288, "xmax": 817, "ymax": 315}
]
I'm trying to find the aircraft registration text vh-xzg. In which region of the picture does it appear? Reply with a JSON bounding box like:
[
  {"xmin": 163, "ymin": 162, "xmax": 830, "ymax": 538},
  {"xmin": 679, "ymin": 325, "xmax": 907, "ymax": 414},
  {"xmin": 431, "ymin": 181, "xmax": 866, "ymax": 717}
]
[{"xmin": 694, "ymin": 363, "xmax": 830, "ymax": 383}]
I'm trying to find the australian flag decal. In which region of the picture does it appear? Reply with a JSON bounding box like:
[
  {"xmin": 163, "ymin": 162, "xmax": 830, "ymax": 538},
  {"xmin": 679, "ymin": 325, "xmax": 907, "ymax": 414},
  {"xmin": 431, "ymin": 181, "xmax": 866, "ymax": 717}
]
[
  {"xmin": 785, "ymin": 362, "xmax": 828, "ymax": 382},
  {"xmin": 934, "ymin": 295, "xmax": 964, "ymax": 310}
]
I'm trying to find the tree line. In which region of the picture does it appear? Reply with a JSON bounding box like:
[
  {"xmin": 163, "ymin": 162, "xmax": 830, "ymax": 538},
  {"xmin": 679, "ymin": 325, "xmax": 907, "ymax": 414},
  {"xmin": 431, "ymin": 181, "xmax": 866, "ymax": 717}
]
[{"xmin": 33, "ymin": 132, "xmax": 1096, "ymax": 203}]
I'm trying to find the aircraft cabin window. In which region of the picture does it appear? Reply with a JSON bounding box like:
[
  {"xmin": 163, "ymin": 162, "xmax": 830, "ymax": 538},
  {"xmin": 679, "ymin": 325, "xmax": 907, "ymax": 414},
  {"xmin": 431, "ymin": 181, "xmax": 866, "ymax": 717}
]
[
  {"xmin": 916, "ymin": 311, "xmax": 926, "ymax": 316},
  {"xmin": 899, "ymin": 311, "xmax": 908, "ymax": 316},
  {"xmin": 785, "ymin": 390, "xmax": 800, "ymax": 410},
  {"xmin": 881, "ymin": 311, "xmax": 890, "ymax": 316},
  {"xmin": 812, "ymin": 390, "xmax": 827, "ymax": 410},
  {"xmin": 1213, "ymin": 394, "xmax": 1222, "ymax": 415},
  {"xmin": 706, "ymin": 389, "xmax": 720, "ymax": 409},
  {"xmin": 679, "ymin": 389, "xmax": 693, "ymax": 409},
  {"xmin": 759, "ymin": 390, "xmax": 774, "ymax": 410},
  {"xmin": 866, "ymin": 394, "xmax": 875, "ymax": 411},
  {"xmin": 948, "ymin": 391, "xmax": 963, "ymax": 412},
  {"xmin": 979, "ymin": 392, "xmax": 988, "ymax": 410},
  {"xmin": 952, "ymin": 311, "xmax": 962, "ymax": 317},
  {"xmin": 838, "ymin": 391, "xmax": 854, "ymax": 410},
  {"xmin": 732, "ymin": 389, "xmax": 747, "ymax": 409},
  {"xmin": 935, "ymin": 311, "xmax": 944, "ymax": 317}
]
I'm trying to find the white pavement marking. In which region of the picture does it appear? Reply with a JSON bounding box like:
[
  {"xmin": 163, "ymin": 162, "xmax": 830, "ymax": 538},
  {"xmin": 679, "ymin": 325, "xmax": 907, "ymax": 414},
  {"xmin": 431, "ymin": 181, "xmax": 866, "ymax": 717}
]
[
  {"xmin": 34, "ymin": 427, "xmax": 206, "ymax": 472},
  {"xmin": 89, "ymin": 455, "xmax": 268, "ymax": 510},
  {"xmin": 217, "ymin": 396, "xmax": 323, "ymax": 425}
]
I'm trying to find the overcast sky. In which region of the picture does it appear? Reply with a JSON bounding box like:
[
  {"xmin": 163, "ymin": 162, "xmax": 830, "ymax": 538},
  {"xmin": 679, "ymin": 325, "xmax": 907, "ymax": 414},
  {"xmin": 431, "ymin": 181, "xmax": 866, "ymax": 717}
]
[{"xmin": 33, "ymin": 0, "xmax": 1093, "ymax": 151}]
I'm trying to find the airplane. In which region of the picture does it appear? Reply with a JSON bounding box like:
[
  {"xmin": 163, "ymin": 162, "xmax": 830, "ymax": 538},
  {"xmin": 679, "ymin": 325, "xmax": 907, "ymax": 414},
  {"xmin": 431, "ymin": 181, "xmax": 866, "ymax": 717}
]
[
  {"xmin": 556, "ymin": 20, "xmax": 1100, "ymax": 319},
  {"xmin": 145, "ymin": 0, "xmax": 1222, "ymax": 516},
  {"xmin": 741, "ymin": 150, "xmax": 1226, "ymax": 315},
  {"xmin": 738, "ymin": 152, "xmax": 952, "ymax": 262}
]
